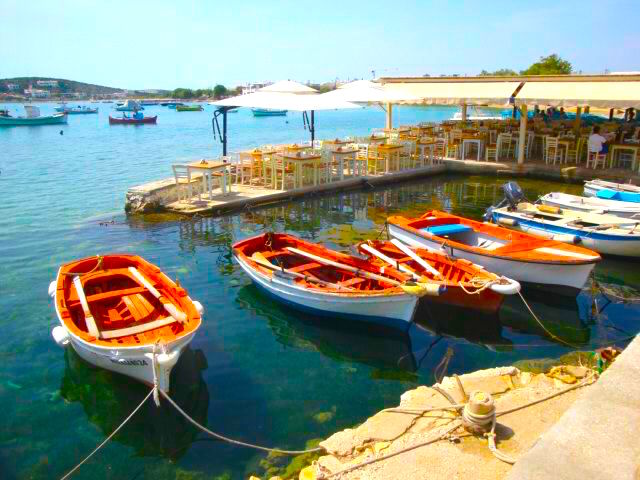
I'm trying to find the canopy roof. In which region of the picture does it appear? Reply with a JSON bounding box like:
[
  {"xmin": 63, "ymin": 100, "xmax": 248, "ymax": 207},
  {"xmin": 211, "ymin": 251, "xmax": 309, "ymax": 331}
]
[
  {"xmin": 258, "ymin": 80, "xmax": 318, "ymax": 94},
  {"xmin": 321, "ymin": 80, "xmax": 421, "ymax": 103},
  {"xmin": 381, "ymin": 81, "xmax": 520, "ymax": 106},
  {"xmin": 514, "ymin": 81, "xmax": 640, "ymax": 108},
  {"xmin": 211, "ymin": 91, "xmax": 359, "ymax": 111}
]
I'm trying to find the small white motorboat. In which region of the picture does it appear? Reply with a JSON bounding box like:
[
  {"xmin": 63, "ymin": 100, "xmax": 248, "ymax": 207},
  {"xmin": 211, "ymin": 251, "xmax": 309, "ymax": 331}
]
[
  {"xmin": 49, "ymin": 254, "xmax": 203, "ymax": 392},
  {"xmin": 584, "ymin": 179, "xmax": 640, "ymax": 197},
  {"xmin": 488, "ymin": 192, "xmax": 640, "ymax": 257},
  {"xmin": 233, "ymin": 233, "xmax": 443, "ymax": 328},
  {"xmin": 539, "ymin": 192, "xmax": 640, "ymax": 218}
]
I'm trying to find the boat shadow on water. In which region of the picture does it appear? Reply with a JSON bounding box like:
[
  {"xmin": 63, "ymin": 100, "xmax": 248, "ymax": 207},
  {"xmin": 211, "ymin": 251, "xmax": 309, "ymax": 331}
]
[
  {"xmin": 60, "ymin": 346, "xmax": 209, "ymax": 460},
  {"xmin": 236, "ymin": 284, "xmax": 419, "ymax": 375}
]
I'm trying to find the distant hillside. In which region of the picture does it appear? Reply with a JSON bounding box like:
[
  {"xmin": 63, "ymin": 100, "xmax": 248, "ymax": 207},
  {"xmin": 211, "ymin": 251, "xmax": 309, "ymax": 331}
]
[{"xmin": 0, "ymin": 77, "xmax": 124, "ymax": 95}]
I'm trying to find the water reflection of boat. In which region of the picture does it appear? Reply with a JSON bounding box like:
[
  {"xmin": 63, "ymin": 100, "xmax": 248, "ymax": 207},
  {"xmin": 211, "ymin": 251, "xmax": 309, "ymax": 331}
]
[
  {"xmin": 236, "ymin": 284, "xmax": 418, "ymax": 372},
  {"xmin": 499, "ymin": 291, "xmax": 591, "ymax": 345},
  {"xmin": 60, "ymin": 346, "xmax": 209, "ymax": 460},
  {"xmin": 413, "ymin": 301, "xmax": 511, "ymax": 349}
]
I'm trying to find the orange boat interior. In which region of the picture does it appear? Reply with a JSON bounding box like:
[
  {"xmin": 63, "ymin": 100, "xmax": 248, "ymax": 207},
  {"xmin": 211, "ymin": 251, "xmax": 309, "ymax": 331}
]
[
  {"xmin": 389, "ymin": 211, "xmax": 600, "ymax": 263},
  {"xmin": 56, "ymin": 255, "xmax": 200, "ymax": 346},
  {"xmin": 361, "ymin": 240, "xmax": 495, "ymax": 285},
  {"xmin": 233, "ymin": 233, "xmax": 408, "ymax": 293}
]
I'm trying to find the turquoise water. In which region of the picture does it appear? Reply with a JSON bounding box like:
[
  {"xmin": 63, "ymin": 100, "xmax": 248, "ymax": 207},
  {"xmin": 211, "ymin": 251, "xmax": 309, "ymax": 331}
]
[{"xmin": 1, "ymin": 104, "xmax": 639, "ymax": 479}]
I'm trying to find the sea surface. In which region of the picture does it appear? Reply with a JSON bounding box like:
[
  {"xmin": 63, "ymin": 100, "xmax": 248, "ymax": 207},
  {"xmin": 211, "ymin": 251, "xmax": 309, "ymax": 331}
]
[{"xmin": 1, "ymin": 103, "xmax": 638, "ymax": 479}]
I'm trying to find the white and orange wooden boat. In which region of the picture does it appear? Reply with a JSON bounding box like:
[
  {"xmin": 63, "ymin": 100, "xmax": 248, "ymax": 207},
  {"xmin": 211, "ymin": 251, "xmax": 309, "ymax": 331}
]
[
  {"xmin": 387, "ymin": 210, "xmax": 601, "ymax": 293},
  {"xmin": 357, "ymin": 239, "xmax": 520, "ymax": 313},
  {"xmin": 233, "ymin": 233, "xmax": 444, "ymax": 328},
  {"xmin": 49, "ymin": 255, "xmax": 203, "ymax": 392}
]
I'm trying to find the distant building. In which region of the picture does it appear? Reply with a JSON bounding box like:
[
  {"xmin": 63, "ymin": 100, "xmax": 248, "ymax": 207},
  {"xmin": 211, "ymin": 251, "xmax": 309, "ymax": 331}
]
[
  {"xmin": 24, "ymin": 88, "xmax": 50, "ymax": 98},
  {"xmin": 242, "ymin": 82, "xmax": 270, "ymax": 95},
  {"xmin": 36, "ymin": 80, "xmax": 59, "ymax": 87},
  {"xmin": 5, "ymin": 83, "xmax": 20, "ymax": 91},
  {"xmin": 137, "ymin": 89, "xmax": 162, "ymax": 94}
]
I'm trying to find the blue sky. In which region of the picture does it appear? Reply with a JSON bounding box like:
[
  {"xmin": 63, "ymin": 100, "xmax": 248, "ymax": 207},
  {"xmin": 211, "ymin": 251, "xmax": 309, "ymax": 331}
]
[{"xmin": 2, "ymin": 0, "xmax": 639, "ymax": 90}]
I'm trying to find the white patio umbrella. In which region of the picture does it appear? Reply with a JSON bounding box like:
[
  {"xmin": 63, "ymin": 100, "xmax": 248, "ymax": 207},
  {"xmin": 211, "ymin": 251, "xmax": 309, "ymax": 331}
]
[
  {"xmin": 321, "ymin": 80, "xmax": 421, "ymax": 104},
  {"xmin": 211, "ymin": 85, "xmax": 359, "ymax": 154},
  {"xmin": 258, "ymin": 80, "xmax": 318, "ymax": 95},
  {"xmin": 320, "ymin": 80, "xmax": 421, "ymax": 129}
]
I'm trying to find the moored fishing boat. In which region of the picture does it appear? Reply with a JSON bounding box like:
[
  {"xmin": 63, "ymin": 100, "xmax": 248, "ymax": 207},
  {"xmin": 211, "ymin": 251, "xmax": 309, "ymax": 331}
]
[
  {"xmin": 539, "ymin": 191, "xmax": 640, "ymax": 218},
  {"xmin": 233, "ymin": 233, "xmax": 443, "ymax": 327},
  {"xmin": 109, "ymin": 114, "xmax": 157, "ymax": 125},
  {"xmin": 489, "ymin": 201, "xmax": 640, "ymax": 257},
  {"xmin": 357, "ymin": 239, "xmax": 520, "ymax": 312},
  {"xmin": 115, "ymin": 100, "xmax": 144, "ymax": 112},
  {"xmin": 0, "ymin": 106, "xmax": 67, "ymax": 126},
  {"xmin": 176, "ymin": 104, "xmax": 203, "ymax": 112},
  {"xmin": 387, "ymin": 209, "xmax": 601, "ymax": 293},
  {"xmin": 251, "ymin": 108, "xmax": 287, "ymax": 117},
  {"xmin": 55, "ymin": 105, "xmax": 99, "ymax": 114},
  {"xmin": 49, "ymin": 254, "xmax": 203, "ymax": 392},
  {"xmin": 584, "ymin": 179, "xmax": 640, "ymax": 197}
]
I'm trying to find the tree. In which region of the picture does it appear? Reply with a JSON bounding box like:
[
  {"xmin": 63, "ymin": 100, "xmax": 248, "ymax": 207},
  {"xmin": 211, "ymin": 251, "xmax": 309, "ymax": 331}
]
[
  {"xmin": 213, "ymin": 84, "xmax": 228, "ymax": 99},
  {"xmin": 172, "ymin": 88, "xmax": 194, "ymax": 99},
  {"xmin": 521, "ymin": 54, "xmax": 572, "ymax": 75},
  {"xmin": 479, "ymin": 68, "xmax": 517, "ymax": 76}
]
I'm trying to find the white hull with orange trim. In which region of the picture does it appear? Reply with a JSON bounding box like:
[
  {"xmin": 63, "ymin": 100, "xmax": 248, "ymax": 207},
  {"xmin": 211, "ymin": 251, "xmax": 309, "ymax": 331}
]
[
  {"xmin": 48, "ymin": 255, "xmax": 204, "ymax": 392},
  {"xmin": 388, "ymin": 223, "xmax": 595, "ymax": 291},
  {"xmin": 53, "ymin": 319, "xmax": 197, "ymax": 391},
  {"xmin": 234, "ymin": 255, "xmax": 419, "ymax": 327}
]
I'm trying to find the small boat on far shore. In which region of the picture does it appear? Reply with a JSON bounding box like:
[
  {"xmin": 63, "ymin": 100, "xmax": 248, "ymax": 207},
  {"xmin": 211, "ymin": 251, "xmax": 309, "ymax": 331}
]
[
  {"xmin": 252, "ymin": 108, "xmax": 287, "ymax": 117},
  {"xmin": 109, "ymin": 114, "xmax": 157, "ymax": 125},
  {"xmin": 176, "ymin": 104, "xmax": 203, "ymax": 112},
  {"xmin": 0, "ymin": 106, "xmax": 67, "ymax": 126},
  {"xmin": 55, "ymin": 105, "xmax": 98, "ymax": 114},
  {"xmin": 49, "ymin": 254, "xmax": 204, "ymax": 392},
  {"xmin": 233, "ymin": 232, "xmax": 443, "ymax": 327},
  {"xmin": 161, "ymin": 102, "xmax": 184, "ymax": 108}
]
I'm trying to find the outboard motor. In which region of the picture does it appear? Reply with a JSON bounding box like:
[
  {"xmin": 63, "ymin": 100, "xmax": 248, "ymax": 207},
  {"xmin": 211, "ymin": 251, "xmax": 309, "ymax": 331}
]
[
  {"xmin": 502, "ymin": 181, "xmax": 524, "ymax": 209},
  {"xmin": 483, "ymin": 182, "xmax": 525, "ymax": 222}
]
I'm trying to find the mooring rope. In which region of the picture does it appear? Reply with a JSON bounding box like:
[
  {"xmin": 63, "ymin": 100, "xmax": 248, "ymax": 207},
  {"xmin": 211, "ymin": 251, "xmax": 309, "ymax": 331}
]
[
  {"xmin": 517, "ymin": 291, "xmax": 580, "ymax": 349},
  {"xmin": 59, "ymin": 389, "xmax": 155, "ymax": 480}
]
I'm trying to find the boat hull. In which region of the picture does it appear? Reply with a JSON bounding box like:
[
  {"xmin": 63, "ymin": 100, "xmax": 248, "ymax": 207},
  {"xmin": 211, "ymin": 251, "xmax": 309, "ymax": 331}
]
[
  {"xmin": 584, "ymin": 180, "xmax": 640, "ymax": 197},
  {"xmin": 109, "ymin": 116, "xmax": 157, "ymax": 125},
  {"xmin": 540, "ymin": 192, "xmax": 640, "ymax": 218},
  {"xmin": 0, "ymin": 113, "xmax": 67, "ymax": 126},
  {"xmin": 252, "ymin": 108, "xmax": 287, "ymax": 117},
  {"xmin": 388, "ymin": 223, "xmax": 595, "ymax": 292},
  {"xmin": 235, "ymin": 255, "xmax": 418, "ymax": 329},
  {"xmin": 490, "ymin": 210, "xmax": 640, "ymax": 258},
  {"xmin": 59, "ymin": 326, "xmax": 196, "ymax": 392}
]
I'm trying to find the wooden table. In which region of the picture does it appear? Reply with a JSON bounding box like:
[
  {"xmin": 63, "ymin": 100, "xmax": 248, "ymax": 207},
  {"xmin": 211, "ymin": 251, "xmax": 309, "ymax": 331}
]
[
  {"xmin": 331, "ymin": 147, "xmax": 360, "ymax": 179},
  {"xmin": 416, "ymin": 140, "xmax": 437, "ymax": 165},
  {"xmin": 376, "ymin": 144, "xmax": 403, "ymax": 172},
  {"xmin": 248, "ymin": 149, "xmax": 278, "ymax": 186},
  {"xmin": 323, "ymin": 139, "xmax": 352, "ymax": 147},
  {"xmin": 367, "ymin": 136, "xmax": 388, "ymax": 145},
  {"xmin": 278, "ymin": 153, "xmax": 322, "ymax": 188},
  {"xmin": 557, "ymin": 138, "xmax": 575, "ymax": 163},
  {"xmin": 609, "ymin": 143, "xmax": 640, "ymax": 170},
  {"xmin": 460, "ymin": 136, "xmax": 484, "ymax": 161},
  {"xmin": 186, "ymin": 160, "xmax": 230, "ymax": 199}
]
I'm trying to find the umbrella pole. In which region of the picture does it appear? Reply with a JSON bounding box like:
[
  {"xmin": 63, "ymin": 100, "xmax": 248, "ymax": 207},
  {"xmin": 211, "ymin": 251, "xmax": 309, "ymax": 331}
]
[
  {"xmin": 310, "ymin": 110, "xmax": 315, "ymax": 143},
  {"xmin": 222, "ymin": 107, "xmax": 228, "ymax": 156}
]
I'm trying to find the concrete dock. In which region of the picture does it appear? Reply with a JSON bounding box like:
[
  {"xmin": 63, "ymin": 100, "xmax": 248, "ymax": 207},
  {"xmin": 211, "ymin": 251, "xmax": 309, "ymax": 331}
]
[
  {"xmin": 125, "ymin": 158, "xmax": 640, "ymax": 216},
  {"xmin": 276, "ymin": 335, "xmax": 639, "ymax": 480}
]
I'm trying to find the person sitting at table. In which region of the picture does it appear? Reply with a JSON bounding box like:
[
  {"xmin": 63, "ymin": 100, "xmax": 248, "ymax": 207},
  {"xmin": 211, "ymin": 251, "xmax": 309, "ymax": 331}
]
[
  {"xmin": 588, "ymin": 126, "xmax": 614, "ymax": 155},
  {"xmin": 627, "ymin": 108, "xmax": 636, "ymax": 123},
  {"xmin": 558, "ymin": 107, "xmax": 567, "ymax": 119}
]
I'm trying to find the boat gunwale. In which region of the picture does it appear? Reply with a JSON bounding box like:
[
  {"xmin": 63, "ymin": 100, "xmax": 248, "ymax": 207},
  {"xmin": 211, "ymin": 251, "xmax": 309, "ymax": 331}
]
[
  {"xmin": 55, "ymin": 254, "xmax": 201, "ymax": 347},
  {"xmin": 388, "ymin": 212, "xmax": 601, "ymax": 266}
]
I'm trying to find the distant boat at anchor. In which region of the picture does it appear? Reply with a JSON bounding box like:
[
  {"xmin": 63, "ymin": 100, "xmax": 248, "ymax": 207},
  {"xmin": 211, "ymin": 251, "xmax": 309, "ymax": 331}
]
[
  {"xmin": 251, "ymin": 108, "xmax": 287, "ymax": 117},
  {"xmin": 55, "ymin": 105, "xmax": 99, "ymax": 114}
]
